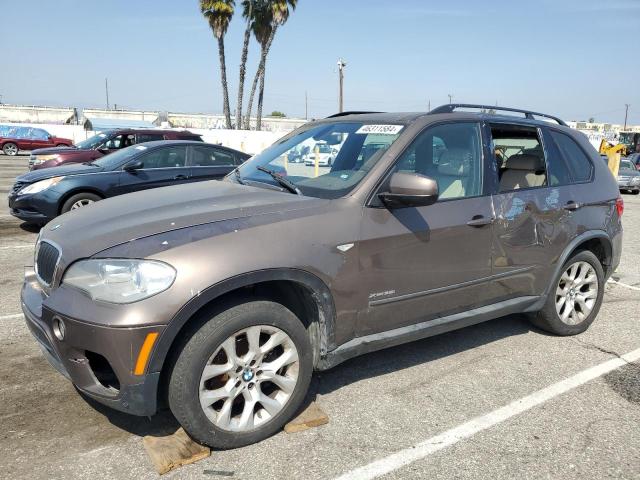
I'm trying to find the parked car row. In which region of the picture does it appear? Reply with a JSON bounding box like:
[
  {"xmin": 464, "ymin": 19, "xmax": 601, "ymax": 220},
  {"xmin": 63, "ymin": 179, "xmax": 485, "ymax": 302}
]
[{"xmin": 29, "ymin": 128, "xmax": 202, "ymax": 170}]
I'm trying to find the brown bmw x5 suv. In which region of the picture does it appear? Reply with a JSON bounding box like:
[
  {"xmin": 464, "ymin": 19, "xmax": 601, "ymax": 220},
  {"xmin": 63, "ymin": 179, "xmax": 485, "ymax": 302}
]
[{"xmin": 22, "ymin": 105, "xmax": 623, "ymax": 449}]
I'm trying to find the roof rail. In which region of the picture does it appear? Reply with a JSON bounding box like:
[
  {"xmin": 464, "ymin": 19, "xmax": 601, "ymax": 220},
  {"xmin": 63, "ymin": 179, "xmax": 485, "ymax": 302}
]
[
  {"xmin": 326, "ymin": 111, "xmax": 383, "ymax": 118},
  {"xmin": 429, "ymin": 104, "xmax": 567, "ymax": 126}
]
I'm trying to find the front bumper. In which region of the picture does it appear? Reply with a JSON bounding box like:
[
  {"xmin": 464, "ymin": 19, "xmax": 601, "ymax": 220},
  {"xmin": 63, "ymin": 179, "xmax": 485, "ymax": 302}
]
[
  {"xmin": 21, "ymin": 269, "xmax": 162, "ymax": 416},
  {"xmin": 8, "ymin": 190, "xmax": 60, "ymax": 223}
]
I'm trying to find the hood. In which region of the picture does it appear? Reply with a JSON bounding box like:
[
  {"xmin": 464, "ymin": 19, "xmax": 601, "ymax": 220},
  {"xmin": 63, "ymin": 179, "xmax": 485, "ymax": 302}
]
[
  {"xmin": 17, "ymin": 163, "xmax": 102, "ymax": 183},
  {"xmin": 42, "ymin": 180, "xmax": 328, "ymax": 262},
  {"xmin": 32, "ymin": 146, "xmax": 78, "ymax": 155}
]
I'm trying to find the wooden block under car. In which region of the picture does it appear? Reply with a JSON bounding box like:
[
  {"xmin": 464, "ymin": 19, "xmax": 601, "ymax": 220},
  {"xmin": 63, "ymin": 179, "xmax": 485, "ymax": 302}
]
[
  {"xmin": 142, "ymin": 427, "xmax": 211, "ymax": 475},
  {"xmin": 284, "ymin": 402, "xmax": 329, "ymax": 433}
]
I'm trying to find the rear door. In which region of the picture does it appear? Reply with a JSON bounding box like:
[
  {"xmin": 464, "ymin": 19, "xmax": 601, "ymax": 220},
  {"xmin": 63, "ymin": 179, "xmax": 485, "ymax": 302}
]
[
  {"xmin": 117, "ymin": 144, "xmax": 190, "ymax": 194},
  {"xmin": 487, "ymin": 122, "xmax": 576, "ymax": 301},
  {"xmin": 188, "ymin": 144, "xmax": 237, "ymax": 182},
  {"xmin": 357, "ymin": 121, "xmax": 495, "ymax": 335}
]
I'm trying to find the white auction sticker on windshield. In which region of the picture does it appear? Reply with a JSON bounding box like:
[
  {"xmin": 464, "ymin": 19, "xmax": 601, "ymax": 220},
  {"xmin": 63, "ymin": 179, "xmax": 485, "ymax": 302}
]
[{"xmin": 356, "ymin": 124, "xmax": 403, "ymax": 135}]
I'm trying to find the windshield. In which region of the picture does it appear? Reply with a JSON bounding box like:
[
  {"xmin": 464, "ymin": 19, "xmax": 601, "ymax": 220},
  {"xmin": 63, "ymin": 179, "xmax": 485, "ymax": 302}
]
[
  {"xmin": 92, "ymin": 144, "xmax": 143, "ymax": 169},
  {"xmin": 620, "ymin": 160, "xmax": 634, "ymax": 170},
  {"xmin": 232, "ymin": 121, "xmax": 403, "ymax": 199},
  {"xmin": 75, "ymin": 131, "xmax": 112, "ymax": 149}
]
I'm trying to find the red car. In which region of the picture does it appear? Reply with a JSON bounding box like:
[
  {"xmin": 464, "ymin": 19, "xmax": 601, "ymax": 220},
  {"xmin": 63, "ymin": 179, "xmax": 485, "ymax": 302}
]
[
  {"xmin": 29, "ymin": 128, "xmax": 202, "ymax": 170},
  {"xmin": 0, "ymin": 126, "xmax": 73, "ymax": 156}
]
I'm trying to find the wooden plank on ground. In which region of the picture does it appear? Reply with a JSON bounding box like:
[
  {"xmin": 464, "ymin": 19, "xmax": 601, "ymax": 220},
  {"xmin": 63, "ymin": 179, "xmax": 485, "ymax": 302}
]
[
  {"xmin": 284, "ymin": 402, "xmax": 329, "ymax": 433},
  {"xmin": 143, "ymin": 427, "xmax": 210, "ymax": 475}
]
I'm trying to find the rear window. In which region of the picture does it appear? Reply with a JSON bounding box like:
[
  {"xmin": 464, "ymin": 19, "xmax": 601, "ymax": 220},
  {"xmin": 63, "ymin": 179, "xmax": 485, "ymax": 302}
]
[{"xmin": 549, "ymin": 131, "xmax": 593, "ymax": 183}]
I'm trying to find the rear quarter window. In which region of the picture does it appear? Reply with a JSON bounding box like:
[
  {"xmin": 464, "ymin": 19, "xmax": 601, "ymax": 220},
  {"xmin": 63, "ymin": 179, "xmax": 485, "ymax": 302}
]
[{"xmin": 549, "ymin": 131, "xmax": 593, "ymax": 183}]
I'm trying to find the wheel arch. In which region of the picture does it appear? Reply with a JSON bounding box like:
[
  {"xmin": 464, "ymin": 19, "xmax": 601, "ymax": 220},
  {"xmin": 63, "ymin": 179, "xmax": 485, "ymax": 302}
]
[
  {"xmin": 57, "ymin": 188, "xmax": 106, "ymax": 214},
  {"xmin": 545, "ymin": 231, "xmax": 612, "ymax": 297},
  {"xmin": 149, "ymin": 269, "xmax": 337, "ymax": 377}
]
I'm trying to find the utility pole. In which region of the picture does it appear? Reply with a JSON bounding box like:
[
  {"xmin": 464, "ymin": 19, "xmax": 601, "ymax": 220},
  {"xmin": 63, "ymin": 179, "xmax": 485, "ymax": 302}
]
[
  {"xmin": 428, "ymin": 99, "xmax": 431, "ymax": 111},
  {"xmin": 105, "ymin": 78, "xmax": 110, "ymax": 110},
  {"xmin": 624, "ymin": 104, "xmax": 630, "ymax": 131},
  {"xmin": 448, "ymin": 94, "xmax": 453, "ymax": 104},
  {"xmin": 337, "ymin": 58, "xmax": 346, "ymax": 113},
  {"xmin": 305, "ymin": 91, "xmax": 308, "ymax": 120}
]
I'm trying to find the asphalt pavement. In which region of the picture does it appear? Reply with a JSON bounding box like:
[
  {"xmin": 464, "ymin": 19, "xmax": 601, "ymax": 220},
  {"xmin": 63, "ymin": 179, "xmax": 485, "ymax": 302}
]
[{"xmin": 0, "ymin": 154, "xmax": 638, "ymax": 479}]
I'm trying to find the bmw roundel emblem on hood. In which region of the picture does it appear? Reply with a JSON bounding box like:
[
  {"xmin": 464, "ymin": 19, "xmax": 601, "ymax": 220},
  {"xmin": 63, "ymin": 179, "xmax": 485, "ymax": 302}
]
[{"xmin": 50, "ymin": 224, "xmax": 61, "ymax": 231}]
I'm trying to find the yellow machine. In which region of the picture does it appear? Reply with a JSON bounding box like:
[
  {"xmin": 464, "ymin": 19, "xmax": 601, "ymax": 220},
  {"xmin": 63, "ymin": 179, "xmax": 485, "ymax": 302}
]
[{"xmin": 599, "ymin": 139, "xmax": 626, "ymax": 177}]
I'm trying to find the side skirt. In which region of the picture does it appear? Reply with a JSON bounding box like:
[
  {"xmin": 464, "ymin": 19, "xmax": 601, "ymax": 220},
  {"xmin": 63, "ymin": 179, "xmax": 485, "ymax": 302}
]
[{"xmin": 316, "ymin": 296, "xmax": 541, "ymax": 371}]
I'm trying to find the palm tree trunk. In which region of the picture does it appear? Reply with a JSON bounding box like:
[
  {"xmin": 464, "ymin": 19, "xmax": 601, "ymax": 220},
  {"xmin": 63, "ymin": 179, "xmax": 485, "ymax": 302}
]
[
  {"xmin": 244, "ymin": 26, "xmax": 277, "ymax": 129},
  {"xmin": 236, "ymin": 10, "xmax": 252, "ymax": 129},
  {"xmin": 217, "ymin": 36, "xmax": 232, "ymax": 129},
  {"xmin": 256, "ymin": 63, "xmax": 266, "ymax": 131}
]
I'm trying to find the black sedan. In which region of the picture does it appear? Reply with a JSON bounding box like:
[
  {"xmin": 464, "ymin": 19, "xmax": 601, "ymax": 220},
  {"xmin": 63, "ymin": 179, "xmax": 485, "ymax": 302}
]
[{"xmin": 9, "ymin": 140, "xmax": 250, "ymax": 224}]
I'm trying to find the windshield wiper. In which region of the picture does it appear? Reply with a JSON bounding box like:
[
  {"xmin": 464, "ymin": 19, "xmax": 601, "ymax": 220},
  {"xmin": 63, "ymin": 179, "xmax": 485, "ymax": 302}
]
[
  {"xmin": 234, "ymin": 168, "xmax": 245, "ymax": 185},
  {"xmin": 82, "ymin": 161, "xmax": 98, "ymax": 166},
  {"xmin": 257, "ymin": 166, "xmax": 302, "ymax": 196}
]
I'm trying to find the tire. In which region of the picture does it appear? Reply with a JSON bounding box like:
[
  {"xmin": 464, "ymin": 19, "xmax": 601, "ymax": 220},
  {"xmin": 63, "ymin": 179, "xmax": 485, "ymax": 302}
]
[
  {"xmin": 168, "ymin": 300, "xmax": 313, "ymax": 449},
  {"xmin": 55, "ymin": 144, "xmax": 67, "ymax": 147},
  {"xmin": 3, "ymin": 142, "xmax": 18, "ymax": 156},
  {"xmin": 632, "ymin": 189, "xmax": 639, "ymax": 195},
  {"xmin": 60, "ymin": 192, "xmax": 101, "ymax": 214},
  {"xmin": 529, "ymin": 250, "xmax": 604, "ymax": 336}
]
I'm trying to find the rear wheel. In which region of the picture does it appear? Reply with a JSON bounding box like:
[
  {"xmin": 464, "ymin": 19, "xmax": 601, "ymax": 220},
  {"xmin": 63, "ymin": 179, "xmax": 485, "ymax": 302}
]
[
  {"xmin": 60, "ymin": 192, "xmax": 101, "ymax": 214},
  {"xmin": 3, "ymin": 142, "xmax": 18, "ymax": 156},
  {"xmin": 168, "ymin": 300, "xmax": 313, "ymax": 449},
  {"xmin": 529, "ymin": 250, "xmax": 604, "ymax": 335}
]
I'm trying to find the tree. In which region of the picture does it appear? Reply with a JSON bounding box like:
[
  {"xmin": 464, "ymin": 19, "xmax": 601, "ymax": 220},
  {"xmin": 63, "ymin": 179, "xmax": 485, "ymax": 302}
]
[
  {"xmin": 200, "ymin": 0, "xmax": 235, "ymax": 129},
  {"xmin": 270, "ymin": 111, "xmax": 286, "ymax": 117},
  {"xmin": 236, "ymin": 1, "xmax": 254, "ymax": 129},
  {"xmin": 244, "ymin": 0, "xmax": 297, "ymax": 130},
  {"xmin": 588, "ymin": 117, "xmax": 595, "ymax": 123}
]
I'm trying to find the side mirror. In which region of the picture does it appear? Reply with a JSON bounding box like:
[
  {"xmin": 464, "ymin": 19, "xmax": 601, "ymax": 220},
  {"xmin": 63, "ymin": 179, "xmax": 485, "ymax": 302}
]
[
  {"xmin": 378, "ymin": 172, "xmax": 439, "ymax": 209},
  {"xmin": 124, "ymin": 160, "xmax": 144, "ymax": 171}
]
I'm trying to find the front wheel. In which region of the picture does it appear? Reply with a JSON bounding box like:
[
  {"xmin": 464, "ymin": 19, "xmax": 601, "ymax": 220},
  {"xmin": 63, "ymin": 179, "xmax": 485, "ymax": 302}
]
[
  {"xmin": 168, "ymin": 300, "xmax": 313, "ymax": 449},
  {"xmin": 60, "ymin": 192, "xmax": 101, "ymax": 214},
  {"xmin": 3, "ymin": 142, "xmax": 18, "ymax": 156},
  {"xmin": 529, "ymin": 250, "xmax": 604, "ymax": 335}
]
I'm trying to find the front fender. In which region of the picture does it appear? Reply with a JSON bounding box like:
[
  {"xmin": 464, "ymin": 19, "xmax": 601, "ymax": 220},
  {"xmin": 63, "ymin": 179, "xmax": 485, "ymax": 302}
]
[{"xmin": 146, "ymin": 268, "xmax": 337, "ymax": 374}]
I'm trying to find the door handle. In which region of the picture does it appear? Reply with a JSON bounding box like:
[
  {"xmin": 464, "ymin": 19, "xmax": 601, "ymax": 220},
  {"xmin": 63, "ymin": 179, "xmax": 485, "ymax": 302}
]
[
  {"xmin": 173, "ymin": 174, "xmax": 188, "ymax": 180},
  {"xmin": 467, "ymin": 215, "xmax": 494, "ymax": 227},
  {"xmin": 564, "ymin": 201, "xmax": 581, "ymax": 211}
]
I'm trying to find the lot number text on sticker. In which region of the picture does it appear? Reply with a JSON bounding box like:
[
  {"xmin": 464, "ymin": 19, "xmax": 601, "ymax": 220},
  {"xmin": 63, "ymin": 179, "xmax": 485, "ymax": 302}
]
[{"xmin": 356, "ymin": 124, "xmax": 404, "ymax": 135}]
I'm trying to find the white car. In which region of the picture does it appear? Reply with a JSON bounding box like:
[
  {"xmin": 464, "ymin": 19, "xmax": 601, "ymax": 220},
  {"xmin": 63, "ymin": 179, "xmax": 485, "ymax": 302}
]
[{"xmin": 304, "ymin": 144, "xmax": 335, "ymax": 166}]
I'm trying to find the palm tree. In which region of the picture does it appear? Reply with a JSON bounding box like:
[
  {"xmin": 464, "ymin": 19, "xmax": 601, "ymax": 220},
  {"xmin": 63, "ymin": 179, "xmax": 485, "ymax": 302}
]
[
  {"xmin": 200, "ymin": 0, "xmax": 235, "ymax": 129},
  {"xmin": 244, "ymin": 0, "xmax": 297, "ymax": 130},
  {"xmin": 236, "ymin": 1, "xmax": 255, "ymax": 129}
]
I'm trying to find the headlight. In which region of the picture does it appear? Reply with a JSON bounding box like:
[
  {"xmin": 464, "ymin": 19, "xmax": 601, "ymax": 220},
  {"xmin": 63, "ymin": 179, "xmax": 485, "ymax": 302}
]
[
  {"xmin": 63, "ymin": 259, "xmax": 176, "ymax": 303},
  {"xmin": 19, "ymin": 176, "xmax": 64, "ymax": 195},
  {"xmin": 33, "ymin": 154, "xmax": 59, "ymax": 164}
]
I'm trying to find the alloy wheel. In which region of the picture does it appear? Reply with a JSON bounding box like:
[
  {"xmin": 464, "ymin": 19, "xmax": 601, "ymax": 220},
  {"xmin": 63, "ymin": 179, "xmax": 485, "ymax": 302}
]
[
  {"xmin": 3, "ymin": 143, "xmax": 18, "ymax": 156},
  {"xmin": 555, "ymin": 261, "xmax": 598, "ymax": 325},
  {"xmin": 70, "ymin": 199, "xmax": 94, "ymax": 209},
  {"xmin": 198, "ymin": 325, "xmax": 300, "ymax": 432}
]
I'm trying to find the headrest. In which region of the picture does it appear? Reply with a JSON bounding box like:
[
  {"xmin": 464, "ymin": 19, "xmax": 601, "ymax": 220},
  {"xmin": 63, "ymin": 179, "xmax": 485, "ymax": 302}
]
[
  {"xmin": 438, "ymin": 148, "xmax": 471, "ymax": 176},
  {"xmin": 504, "ymin": 154, "xmax": 544, "ymax": 172}
]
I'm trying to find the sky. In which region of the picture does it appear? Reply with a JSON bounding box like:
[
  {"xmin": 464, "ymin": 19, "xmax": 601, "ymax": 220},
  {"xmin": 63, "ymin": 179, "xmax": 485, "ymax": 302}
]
[{"xmin": 1, "ymin": 0, "xmax": 639, "ymax": 124}]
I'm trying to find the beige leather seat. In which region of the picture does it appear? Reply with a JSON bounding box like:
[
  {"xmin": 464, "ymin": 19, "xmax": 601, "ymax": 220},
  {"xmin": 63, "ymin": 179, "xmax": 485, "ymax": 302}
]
[
  {"xmin": 499, "ymin": 154, "xmax": 546, "ymax": 191},
  {"xmin": 437, "ymin": 148, "xmax": 471, "ymax": 199}
]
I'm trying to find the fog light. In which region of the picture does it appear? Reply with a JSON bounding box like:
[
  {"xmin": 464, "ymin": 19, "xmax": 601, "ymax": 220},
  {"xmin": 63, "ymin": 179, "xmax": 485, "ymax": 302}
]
[{"xmin": 52, "ymin": 318, "xmax": 65, "ymax": 341}]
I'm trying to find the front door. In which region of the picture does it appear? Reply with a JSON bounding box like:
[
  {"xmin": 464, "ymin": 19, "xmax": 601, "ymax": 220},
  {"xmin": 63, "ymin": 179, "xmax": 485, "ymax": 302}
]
[
  {"xmin": 357, "ymin": 121, "xmax": 495, "ymax": 335},
  {"xmin": 118, "ymin": 144, "xmax": 190, "ymax": 194}
]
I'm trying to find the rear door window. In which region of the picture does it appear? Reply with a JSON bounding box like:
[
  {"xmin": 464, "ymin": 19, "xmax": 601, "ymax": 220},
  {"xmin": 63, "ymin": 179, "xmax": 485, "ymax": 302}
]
[
  {"xmin": 549, "ymin": 131, "xmax": 593, "ymax": 183},
  {"xmin": 136, "ymin": 133, "xmax": 164, "ymax": 144},
  {"xmin": 490, "ymin": 124, "xmax": 548, "ymax": 192},
  {"xmin": 191, "ymin": 145, "xmax": 235, "ymax": 166}
]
